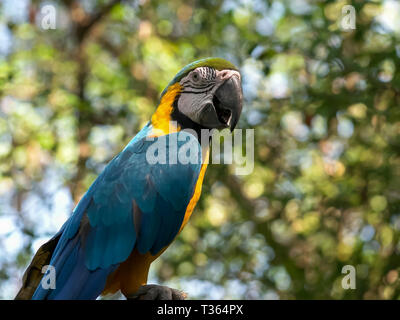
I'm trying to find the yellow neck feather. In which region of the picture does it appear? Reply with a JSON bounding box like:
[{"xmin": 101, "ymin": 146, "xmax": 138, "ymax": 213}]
[{"xmin": 150, "ymin": 83, "xmax": 182, "ymax": 136}]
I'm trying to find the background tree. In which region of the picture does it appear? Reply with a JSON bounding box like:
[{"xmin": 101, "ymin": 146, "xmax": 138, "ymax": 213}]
[{"xmin": 0, "ymin": 0, "xmax": 399, "ymax": 299}]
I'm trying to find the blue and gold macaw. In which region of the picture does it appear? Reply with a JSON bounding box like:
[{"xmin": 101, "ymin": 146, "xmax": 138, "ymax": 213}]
[{"xmin": 16, "ymin": 57, "xmax": 243, "ymax": 300}]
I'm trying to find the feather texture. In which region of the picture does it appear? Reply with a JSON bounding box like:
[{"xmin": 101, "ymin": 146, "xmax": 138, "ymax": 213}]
[{"xmin": 29, "ymin": 124, "xmax": 203, "ymax": 299}]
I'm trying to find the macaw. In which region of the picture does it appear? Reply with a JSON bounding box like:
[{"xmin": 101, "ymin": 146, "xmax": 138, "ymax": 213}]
[{"xmin": 15, "ymin": 57, "xmax": 243, "ymax": 300}]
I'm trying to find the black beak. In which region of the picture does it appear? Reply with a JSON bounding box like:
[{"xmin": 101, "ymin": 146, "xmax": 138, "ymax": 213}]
[{"xmin": 199, "ymin": 75, "xmax": 243, "ymax": 131}]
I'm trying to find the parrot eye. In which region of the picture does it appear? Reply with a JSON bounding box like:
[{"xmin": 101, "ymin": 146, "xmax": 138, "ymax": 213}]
[{"xmin": 191, "ymin": 71, "xmax": 201, "ymax": 82}]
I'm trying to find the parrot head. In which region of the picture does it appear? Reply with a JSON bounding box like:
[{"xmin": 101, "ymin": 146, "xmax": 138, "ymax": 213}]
[{"xmin": 157, "ymin": 57, "xmax": 243, "ymax": 133}]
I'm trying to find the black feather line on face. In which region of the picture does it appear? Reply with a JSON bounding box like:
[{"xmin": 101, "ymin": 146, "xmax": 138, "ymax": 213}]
[{"xmin": 171, "ymin": 93, "xmax": 204, "ymax": 141}]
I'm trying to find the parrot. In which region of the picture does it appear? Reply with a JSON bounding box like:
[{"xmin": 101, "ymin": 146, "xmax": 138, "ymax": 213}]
[{"xmin": 15, "ymin": 57, "xmax": 243, "ymax": 300}]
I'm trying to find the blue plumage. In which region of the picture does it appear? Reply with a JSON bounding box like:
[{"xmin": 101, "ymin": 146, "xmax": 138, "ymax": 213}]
[{"xmin": 32, "ymin": 124, "xmax": 202, "ymax": 299}]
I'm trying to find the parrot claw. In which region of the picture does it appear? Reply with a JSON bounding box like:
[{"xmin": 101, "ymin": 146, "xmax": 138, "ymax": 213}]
[{"xmin": 127, "ymin": 284, "xmax": 188, "ymax": 300}]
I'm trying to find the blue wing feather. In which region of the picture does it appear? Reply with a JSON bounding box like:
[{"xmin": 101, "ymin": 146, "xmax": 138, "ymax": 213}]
[{"xmin": 32, "ymin": 124, "xmax": 203, "ymax": 299}]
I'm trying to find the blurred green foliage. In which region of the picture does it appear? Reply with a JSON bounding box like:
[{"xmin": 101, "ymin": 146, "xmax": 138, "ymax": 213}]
[{"xmin": 0, "ymin": 0, "xmax": 399, "ymax": 299}]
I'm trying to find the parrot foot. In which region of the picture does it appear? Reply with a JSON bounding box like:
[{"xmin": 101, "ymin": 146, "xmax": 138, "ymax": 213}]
[{"xmin": 127, "ymin": 284, "xmax": 187, "ymax": 300}]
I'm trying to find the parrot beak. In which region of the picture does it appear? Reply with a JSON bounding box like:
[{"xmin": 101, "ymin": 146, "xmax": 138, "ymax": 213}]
[
  {"xmin": 213, "ymin": 75, "xmax": 243, "ymax": 131},
  {"xmin": 199, "ymin": 72, "xmax": 243, "ymax": 131}
]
